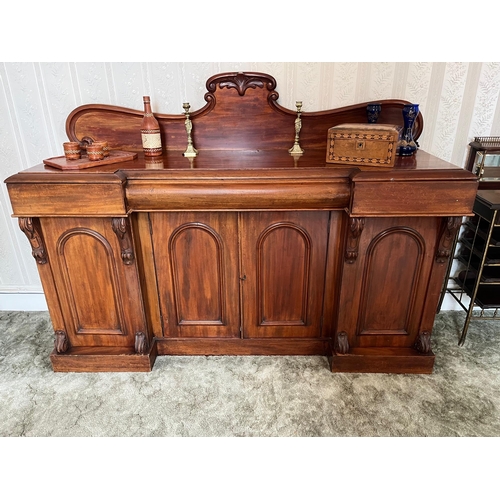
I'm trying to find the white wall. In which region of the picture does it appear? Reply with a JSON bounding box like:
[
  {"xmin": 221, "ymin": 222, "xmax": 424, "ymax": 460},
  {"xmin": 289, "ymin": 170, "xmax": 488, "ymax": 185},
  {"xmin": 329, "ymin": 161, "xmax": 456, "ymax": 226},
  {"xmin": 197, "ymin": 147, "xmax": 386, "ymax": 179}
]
[{"xmin": 1, "ymin": 62, "xmax": 500, "ymax": 310}]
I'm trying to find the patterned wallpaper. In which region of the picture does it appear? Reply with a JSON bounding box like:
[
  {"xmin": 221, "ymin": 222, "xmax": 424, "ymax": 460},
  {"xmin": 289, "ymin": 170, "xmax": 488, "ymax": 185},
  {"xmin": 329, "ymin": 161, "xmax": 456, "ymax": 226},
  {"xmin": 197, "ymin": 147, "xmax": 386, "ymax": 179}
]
[{"xmin": 1, "ymin": 62, "xmax": 500, "ymax": 300}]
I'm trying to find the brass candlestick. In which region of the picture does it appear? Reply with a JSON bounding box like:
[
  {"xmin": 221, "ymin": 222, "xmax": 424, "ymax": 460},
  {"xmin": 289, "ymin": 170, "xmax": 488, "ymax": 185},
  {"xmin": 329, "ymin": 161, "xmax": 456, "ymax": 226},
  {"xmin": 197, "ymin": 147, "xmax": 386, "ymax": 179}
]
[
  {"xmin": 183, "ymin": 102, "xmax": 198, "ymax": 158},
  {"xmin": 289, "ymin": 100, "xmax": 304, "ymax": 156}
]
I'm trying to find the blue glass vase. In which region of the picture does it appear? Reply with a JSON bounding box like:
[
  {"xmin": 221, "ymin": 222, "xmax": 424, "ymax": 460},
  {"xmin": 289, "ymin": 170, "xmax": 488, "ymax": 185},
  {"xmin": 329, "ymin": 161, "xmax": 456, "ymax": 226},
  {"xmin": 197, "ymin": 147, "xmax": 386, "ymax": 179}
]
[
  {"xmin": 366, "ymin": 103, "xmax": 382, "ymax": 123},
  {"xmin": 398, "ymin": 103, "xmax": 419, "ymax": 156}
]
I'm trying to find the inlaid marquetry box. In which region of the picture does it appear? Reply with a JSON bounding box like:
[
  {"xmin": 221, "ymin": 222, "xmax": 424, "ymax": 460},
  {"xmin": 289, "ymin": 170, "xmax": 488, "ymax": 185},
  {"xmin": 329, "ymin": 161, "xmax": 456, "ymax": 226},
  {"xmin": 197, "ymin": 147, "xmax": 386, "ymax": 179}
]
[{"xmin": 326, "ymin": 123, "xmax": 401, "ymax": 167}]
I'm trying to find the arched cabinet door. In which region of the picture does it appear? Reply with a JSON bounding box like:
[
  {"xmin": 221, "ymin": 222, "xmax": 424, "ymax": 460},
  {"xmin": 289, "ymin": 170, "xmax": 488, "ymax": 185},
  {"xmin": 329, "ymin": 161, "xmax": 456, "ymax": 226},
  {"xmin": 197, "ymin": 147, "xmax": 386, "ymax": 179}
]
[
  {"xmin": 336, "ymin": 216, "xmax": 441, "ymax": 349},
  {"xmin": 150, "ymin": 212, "xmax": 240, "ymax": 338},
  {"xmin": 240, "ymin": 211, "xmax": 330, "ymax": 338},
  {"xmin": 41, "ymin": 217, "xmax": 147, "ymax": 348}
]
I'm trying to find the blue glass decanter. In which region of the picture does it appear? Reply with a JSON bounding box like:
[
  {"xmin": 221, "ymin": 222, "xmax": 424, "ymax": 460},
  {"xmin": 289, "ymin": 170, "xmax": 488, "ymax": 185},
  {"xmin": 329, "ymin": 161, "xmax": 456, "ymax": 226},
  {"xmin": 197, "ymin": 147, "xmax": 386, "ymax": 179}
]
[
  {"xmin": 366, "ymin": 103, "xmax": 382, "ymax": 123},
  {"xmin": 398, "ymin": 103, "xmax": 419, "ymax": 156}
]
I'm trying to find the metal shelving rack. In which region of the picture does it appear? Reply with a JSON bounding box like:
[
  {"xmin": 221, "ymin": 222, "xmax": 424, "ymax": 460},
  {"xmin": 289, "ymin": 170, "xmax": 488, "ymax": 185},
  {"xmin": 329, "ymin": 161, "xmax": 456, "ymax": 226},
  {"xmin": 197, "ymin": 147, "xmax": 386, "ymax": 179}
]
[
  {"xmin": 439, "ymin": 190, "xmax": 500, "ymax": 345},
  {"xmin": 439, "ymin": 137, "xmax": 500, "ymax": 345}
]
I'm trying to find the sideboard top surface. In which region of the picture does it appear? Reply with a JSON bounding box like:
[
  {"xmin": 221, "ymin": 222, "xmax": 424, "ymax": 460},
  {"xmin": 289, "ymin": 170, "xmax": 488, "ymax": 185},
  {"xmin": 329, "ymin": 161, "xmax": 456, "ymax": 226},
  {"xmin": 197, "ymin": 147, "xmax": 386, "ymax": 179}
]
[{"xmin": 12, "ymin": 149, "xmax": 473, "ymax": 178}]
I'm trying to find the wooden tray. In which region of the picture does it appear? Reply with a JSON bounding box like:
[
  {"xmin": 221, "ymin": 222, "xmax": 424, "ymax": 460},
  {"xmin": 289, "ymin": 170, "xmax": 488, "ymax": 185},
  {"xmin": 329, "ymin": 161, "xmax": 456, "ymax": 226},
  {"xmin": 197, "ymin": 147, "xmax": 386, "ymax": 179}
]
[{"xmin": 44, "ymin": 150, "xmax": 138, "ymax": 170}]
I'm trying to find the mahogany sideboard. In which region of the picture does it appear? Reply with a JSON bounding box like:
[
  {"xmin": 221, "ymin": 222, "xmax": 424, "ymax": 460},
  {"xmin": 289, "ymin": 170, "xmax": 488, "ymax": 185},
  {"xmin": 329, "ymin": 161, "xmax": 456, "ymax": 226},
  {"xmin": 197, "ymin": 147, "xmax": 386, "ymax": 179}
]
[{"xmin": 5, "ymin": 72, "xmax": 478, "ymax": 373}]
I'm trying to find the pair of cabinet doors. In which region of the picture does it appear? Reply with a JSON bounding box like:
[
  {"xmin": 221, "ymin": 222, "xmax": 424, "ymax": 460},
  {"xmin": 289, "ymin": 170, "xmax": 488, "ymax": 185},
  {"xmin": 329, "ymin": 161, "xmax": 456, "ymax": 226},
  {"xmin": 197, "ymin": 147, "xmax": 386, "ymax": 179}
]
[{"xmin": 149, "ymin": 211, "xmax": 334, "ymax": 339}]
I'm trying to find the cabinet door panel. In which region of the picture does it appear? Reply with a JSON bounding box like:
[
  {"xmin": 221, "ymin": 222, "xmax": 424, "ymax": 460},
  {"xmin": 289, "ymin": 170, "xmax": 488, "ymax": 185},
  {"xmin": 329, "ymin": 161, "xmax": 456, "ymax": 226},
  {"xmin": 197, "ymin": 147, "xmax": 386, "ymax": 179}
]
[
  {"xmin": 337, "ymin": 217, "xmax": 439, "ymax": 348},
  {"xmin": 171, "ymin": 224, "xmax": 225, "ymax": 324},
  {"xmin": 241, "ymin": 212, "xmax": 329, "ymax": 338},
  {"xmin": 42, "ymin": 217, "xmax": 146, "ymax": 348},
  {"xmin": 150, "ymin": 212, "xmax": 240, "ymax": 338},
  {"xmin": 258, "ymin": 224, "xmax": 309, "ymax": 325},
  {"xmin": 358, "ymin": 227, "xmax": 425, "ymax": 335},
  {"xmin": 58, "ymin": 229, "xmax": 122, "ymax": 334}
]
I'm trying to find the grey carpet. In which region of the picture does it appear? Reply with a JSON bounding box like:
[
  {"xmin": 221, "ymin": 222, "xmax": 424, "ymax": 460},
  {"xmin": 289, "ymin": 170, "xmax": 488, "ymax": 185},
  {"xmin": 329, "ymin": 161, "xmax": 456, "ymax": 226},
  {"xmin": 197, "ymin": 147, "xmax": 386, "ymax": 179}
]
[{"xmin": 1, "ymin": 310, "xmax": 499, "ymax": 437}]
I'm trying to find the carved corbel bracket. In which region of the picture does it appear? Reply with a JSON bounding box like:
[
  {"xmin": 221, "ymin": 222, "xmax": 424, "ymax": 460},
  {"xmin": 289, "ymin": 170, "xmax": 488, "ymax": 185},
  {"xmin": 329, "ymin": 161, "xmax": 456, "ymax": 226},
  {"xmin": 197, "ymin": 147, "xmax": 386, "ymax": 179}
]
[
  {"xmin": 345, "ymin": 217, "xmax": 365, "ymax": 264},
  {"xmin": 436, "ymin": 216, "xmax": 462, "ymax": 264},
  {"xmin": 54, "ymin": 330, "xmax": 70, "ymax": 354},
  {"xmin": 135, "ymin": 331, "xmax": 149, "ymax": 355},
  {"xmin": 414, "ymin": 331, "xmax": 431, "ymax": 354},
  {"xmin": 19, "ymin": 217, "xmax": 48, "ymax": 265},
  {"xmin": 111, "ymin": 217, "xmax": 135, "ymax": 265},
  {"xmin": 334, "ymin": 331, "xmax": 350, "ymax": 354}
]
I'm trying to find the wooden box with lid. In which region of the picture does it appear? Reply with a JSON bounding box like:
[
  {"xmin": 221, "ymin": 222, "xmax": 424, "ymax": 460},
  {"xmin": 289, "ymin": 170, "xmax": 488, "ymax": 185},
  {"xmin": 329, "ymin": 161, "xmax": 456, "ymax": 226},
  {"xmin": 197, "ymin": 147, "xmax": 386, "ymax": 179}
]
[{"xmin": 326, "ymin": 123, "xmax": 401, "ymax": 167}]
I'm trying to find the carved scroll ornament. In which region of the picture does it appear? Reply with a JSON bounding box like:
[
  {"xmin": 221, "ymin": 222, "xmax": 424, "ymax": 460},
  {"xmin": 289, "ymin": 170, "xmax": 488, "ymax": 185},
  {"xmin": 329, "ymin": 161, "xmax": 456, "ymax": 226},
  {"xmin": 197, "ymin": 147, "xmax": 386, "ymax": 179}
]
[
  {"xmin": 436, "ymin": 216, "xmax": 462, "ymax": 264},
  {"xmin": 208, "ymin": 72, "xmax": 275, "ymax": 97},
  {"xmin": 414, "ymin": 331, "xmax": 431, "ymax": 354},
  {"xmin": 345, "ymin": 217, "xmax": 365, "ymax": 264},
  {"xmin": 135, "ymin": 331, "xmax": 149, "ymax": 355},
  {"xmin": 111, "ymin": 217, "xmax": 135, "ymax": 265},
  {"xmin": 334, "ymin": 331, "xmax": 350, "ymax": 354},
  {"xmin": 54, "ymin": 330, "xmax": 70, "ymax": 354},
  {"xmin": 19, "ymin": 217, "xmax": 47, "ymax": 265},
  {"xmin": 204, "ymin": 72, "xmax": 279, "ymax": 107}
]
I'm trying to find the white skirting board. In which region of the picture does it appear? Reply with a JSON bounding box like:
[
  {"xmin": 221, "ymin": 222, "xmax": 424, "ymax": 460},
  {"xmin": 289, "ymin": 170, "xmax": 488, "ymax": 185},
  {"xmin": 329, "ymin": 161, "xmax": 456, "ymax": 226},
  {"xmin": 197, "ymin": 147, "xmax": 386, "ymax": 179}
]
[
  {"xmin": 0, "ymin": 293, "xmax": 48, "ymax": 311},
  {"xmin": 0, "ymin": 292, "xmax": 462, "ymax": 312}
]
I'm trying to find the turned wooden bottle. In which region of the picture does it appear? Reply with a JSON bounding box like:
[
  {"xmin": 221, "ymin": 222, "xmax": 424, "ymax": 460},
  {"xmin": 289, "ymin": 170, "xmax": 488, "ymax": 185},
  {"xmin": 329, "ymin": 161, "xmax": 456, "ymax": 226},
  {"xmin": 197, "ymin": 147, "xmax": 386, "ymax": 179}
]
[{"xmin": 141, "ymin": 96, "xmax": 162, "ymax": 157}]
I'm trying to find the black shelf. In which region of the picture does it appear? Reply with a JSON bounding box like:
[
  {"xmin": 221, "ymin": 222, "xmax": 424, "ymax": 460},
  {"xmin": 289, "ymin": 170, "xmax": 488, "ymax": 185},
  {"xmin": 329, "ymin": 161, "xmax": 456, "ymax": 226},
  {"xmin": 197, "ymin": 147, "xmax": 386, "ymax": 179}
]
[
  {"xmin": 453, "ymin": 277, "xmax": 500, "ymax": 309},
  {"xmin": 455, "ymin": 262, "xmax": 500, "ymax": 283},
  {"xmin": 458, "ymin": 238, "xmax": 500, "ymax": 264},
  {"xmin": 463, "ymin": 219, "xmax": 500, "ymax": 246}
]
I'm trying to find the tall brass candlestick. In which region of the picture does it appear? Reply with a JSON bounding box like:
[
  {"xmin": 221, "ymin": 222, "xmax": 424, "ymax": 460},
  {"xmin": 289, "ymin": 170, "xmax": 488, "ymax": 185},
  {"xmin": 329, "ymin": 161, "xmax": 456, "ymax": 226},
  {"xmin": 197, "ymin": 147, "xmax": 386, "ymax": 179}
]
[
  {"xmin": 183, "ymin": 102, "xmax": 198, "ymax": 158},
  {"xmin": 289, "ymin": 100, "xmax": 304, "ymax": 156}
]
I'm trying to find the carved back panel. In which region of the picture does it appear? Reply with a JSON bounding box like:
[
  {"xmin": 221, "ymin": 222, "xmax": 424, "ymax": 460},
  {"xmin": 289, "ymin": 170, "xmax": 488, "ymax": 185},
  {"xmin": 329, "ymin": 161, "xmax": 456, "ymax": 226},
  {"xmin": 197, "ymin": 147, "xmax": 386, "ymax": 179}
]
[{"xmin": 66, "ymin": 72, "xmax": 423, "ymax": 154}]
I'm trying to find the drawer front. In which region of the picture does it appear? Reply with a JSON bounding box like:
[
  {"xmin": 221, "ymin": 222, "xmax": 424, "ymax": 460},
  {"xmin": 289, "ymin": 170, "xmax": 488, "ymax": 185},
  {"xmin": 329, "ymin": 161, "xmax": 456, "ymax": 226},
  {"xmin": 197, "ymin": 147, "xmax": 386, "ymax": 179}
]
[
  {"xmin": 126, "ymin": 179, "xmax": 350, "ymax": 211},
  {"xmin": 350, "ymin": 180, "xmax": 477, "ymax": 216},
  {"xmin": 7, "ymin": 182, "xmax": 127, "ymax": 217}
]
